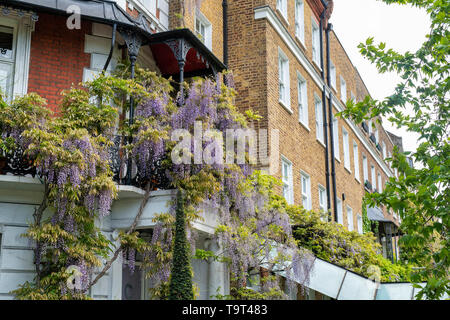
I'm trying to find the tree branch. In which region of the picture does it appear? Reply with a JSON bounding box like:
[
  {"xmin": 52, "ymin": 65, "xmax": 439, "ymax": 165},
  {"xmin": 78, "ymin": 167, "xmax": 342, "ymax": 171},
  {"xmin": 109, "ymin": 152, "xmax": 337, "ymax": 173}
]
[
  {"xmin": 84, "ymin": 182, "xmax": 155, "ymax": 293},
  {"xmin": 33, "ymin": 181, "xmax": 50, "ymax": 287}
]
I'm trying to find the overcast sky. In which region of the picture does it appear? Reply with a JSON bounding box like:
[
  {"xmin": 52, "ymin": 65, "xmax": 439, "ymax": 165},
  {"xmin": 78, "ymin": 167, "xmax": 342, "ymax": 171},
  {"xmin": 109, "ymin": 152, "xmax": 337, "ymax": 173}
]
[{"xmin": 330, "ymin": 0, "xmax": 430, "ymax": 152}]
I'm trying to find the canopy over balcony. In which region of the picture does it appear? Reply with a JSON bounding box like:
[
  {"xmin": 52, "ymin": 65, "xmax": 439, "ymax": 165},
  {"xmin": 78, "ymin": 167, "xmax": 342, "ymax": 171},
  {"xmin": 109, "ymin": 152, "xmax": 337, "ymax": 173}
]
[
  {"xmin": 367, "ymin": 206, "xmax": 402, "ymax": 263},
  {"xmin": 367, "ymin": 206, "xmax": 391, "ymax": 222}
]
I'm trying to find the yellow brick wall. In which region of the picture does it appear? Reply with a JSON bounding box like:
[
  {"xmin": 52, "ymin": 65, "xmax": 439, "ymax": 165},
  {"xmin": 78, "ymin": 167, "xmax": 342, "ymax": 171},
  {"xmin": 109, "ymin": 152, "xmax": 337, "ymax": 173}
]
[{"xmin": 169, "ymin": 0, "xmax": 224, "ymax": 62}]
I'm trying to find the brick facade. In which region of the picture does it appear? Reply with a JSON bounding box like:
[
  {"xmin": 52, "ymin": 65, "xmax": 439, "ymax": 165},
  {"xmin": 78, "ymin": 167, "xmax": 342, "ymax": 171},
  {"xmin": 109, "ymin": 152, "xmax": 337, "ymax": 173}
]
[
  {"xmin": 27, "ymin": 13, "xmax": 91, "ymax": 113},
  {"xmin": 169, "ymin": 0, "xmax": 224, "ymax": 61}
]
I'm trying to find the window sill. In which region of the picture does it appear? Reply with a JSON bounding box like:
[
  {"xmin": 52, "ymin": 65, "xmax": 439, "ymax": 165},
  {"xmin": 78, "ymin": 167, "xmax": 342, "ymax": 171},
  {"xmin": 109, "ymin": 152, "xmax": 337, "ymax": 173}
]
[
  {"xmin": 334, "ymin": 156, "xmax": 341, "ymax": 163},
  {"xmin": 355, "ymin": 177, "xmax": 361, "ymax": 184},
  {"xmin": 344, "ymin": 166, "xmax": 352, "ymax": 174},
  {"xmin": 276, "ymin": 9, "xmax": 290, "ymax": 26},
  {"xmin": 295, "ymin": 35, "xmax": 306, "ymax": 51},
  {"xmin": 312, "ymin": 59, "xmax": 322, "ymax": 72},
  {"xmin": 299, "ymin": 121, "xmax": 310, "ymax": 132},
  {"xmin": 317, "ymin": 139, "xmax": 326, "ymax": 148},
  {"xmin": 279, "ymin": 100, "xmax": 293, "ymax": 114}
]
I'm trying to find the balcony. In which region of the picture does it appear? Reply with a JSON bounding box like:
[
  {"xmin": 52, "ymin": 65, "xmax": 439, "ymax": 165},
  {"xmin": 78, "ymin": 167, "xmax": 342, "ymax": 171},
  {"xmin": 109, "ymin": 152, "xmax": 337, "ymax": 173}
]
[
  {"xmin": 364, "ymin": 180, "xmax": 373, "ymax": 192},
  {"xmin": 369, "ymin": 133, "xmax": 377, "ymax": 144},
  {"xmin": 0, "ymin": 135, "xmax": 172, "ymax": 191},
  {"xmin": 361, "ymin": 122, "xmax": 369, "ymax": 133}
]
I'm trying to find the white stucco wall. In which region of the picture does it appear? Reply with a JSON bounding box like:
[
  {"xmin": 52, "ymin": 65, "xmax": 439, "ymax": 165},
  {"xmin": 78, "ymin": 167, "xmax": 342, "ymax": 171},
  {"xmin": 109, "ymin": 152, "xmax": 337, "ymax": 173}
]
[{"xmin": 0, "ymin": 175, "xmax": 229, "ymax": 300}]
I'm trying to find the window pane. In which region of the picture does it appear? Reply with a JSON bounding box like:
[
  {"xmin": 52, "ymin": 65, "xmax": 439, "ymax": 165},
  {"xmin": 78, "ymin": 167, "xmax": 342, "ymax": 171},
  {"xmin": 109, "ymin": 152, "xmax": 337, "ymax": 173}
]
[
  {"xmin": 0, "ymin": 63, "xmax": 13, "ymax": 97},
  {"xmin": 0, "ymin": 26, "xmax": 13, "ymax": 60},
  {"xmin": 363, "ymin": 156, "xmax": 368, "ymax": 181},
  {"xmin": 347, "ymin": 207, "xmax": 353, "ymax": 231},
  {"xmin": 337, "ymin": 199, "xmax": 343, "ymax": 224},
  {"xmin": 333, "ymin": 118, "xmax": 339, "ymax": 159}
]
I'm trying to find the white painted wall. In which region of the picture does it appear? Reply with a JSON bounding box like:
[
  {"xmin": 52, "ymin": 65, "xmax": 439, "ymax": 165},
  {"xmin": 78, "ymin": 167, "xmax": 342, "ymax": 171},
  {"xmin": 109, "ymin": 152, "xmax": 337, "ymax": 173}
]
[{"xmin": 0, "ymin": 176, "xmax": 230, "ymax": 300}]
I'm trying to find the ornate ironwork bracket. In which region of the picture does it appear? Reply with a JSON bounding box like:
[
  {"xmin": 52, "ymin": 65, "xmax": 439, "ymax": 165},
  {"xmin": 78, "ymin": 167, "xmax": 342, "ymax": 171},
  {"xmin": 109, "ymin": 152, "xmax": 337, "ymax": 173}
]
[
  {"xmin": 118, "ymin": 27, "xmax": 144, "ymax": 64},
  {"xmin": 165, "ymin": 38, "xmax": 192, "ymax": 63},
  {"xmin": 165, "ymin": 38, "xmax": 192, "ymax": 93}
]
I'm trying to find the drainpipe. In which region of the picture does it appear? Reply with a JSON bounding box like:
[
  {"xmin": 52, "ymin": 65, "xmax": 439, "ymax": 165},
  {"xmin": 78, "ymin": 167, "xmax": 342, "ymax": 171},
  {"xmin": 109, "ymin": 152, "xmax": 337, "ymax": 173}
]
[
  {"xmin": 222, "ymin": 0, "xmax": 228, "ymax": 67},
  {"xmin": 103, "ymin": 23, "xmax": 117, "ymax": 72},
  {"xmin": 319, "ymin": 4, "xmax": 331, "ymax": 219},
  {"xmin": 326, "ymin": 23, "xmax": 338, "ymax": 223}
]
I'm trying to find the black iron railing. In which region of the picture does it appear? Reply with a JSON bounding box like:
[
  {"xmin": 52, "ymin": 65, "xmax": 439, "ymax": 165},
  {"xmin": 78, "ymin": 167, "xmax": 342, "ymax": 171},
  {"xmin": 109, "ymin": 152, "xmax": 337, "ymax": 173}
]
[
  {"xmin": 369, "ymin": 133, "xmax": 377, "ymax": 144},
  {"xmin": 108, "ymin": 135, "xmax": 172, "ymax": 190},
  {"xmin": 0, "ymin": 136, "xmax": 172, "ymax": 190},
  {"xmin": 361, "ymin": 122, "xmax": 369, "ymax": 133},
  {"xmin": 364, "ymin": 180, "xmax": 373, "ymax": 192},
  {"xmin": 0, "ymin": 145, "xmax": 37, "ymax": 177}
]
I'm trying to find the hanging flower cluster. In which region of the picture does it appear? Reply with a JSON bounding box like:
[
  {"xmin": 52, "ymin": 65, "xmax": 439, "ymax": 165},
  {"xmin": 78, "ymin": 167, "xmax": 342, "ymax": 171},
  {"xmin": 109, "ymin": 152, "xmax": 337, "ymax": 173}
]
[{"xmin": 131, "ymin": 72, "xmax": 314, "ymax": 299}]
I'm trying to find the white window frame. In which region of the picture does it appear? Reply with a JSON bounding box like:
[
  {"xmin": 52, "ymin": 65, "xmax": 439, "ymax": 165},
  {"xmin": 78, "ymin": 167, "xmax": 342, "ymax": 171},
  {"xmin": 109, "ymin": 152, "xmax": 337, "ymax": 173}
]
[
  {"xmin": 342, "ymin": 128, "xmax": 350, "ymax": 170},
  {"xmin": 336, "ymin": 198, "xmax": 343, "ymax": 225},
  {"xmin": 281, "ymin": 157, "xmax": 294, "ymax": 205},
  {"xmin": 333, "ymin": 116, "xmax": 340, "ymax": 160},
  {"xmin": 368, "ymin": 119, "xmax": 373, "ymax": 134},
  {"xmin": 388, "ymin": 151, "xmax": 392, "ymax": 168},
  {"xmin": 371, "ymin": 165, "xmax": 377, "ymax": 191},
  {"xmin": 340, "ymin": 76, "xmax": 347, "ymax": 102},
  {"xmin": 0, "ymin": 13, "xmax": 35, "ymax": 100},
  {"xmin": 363, "ymin": 155, "xmax": 368, "ymax": 182},
  {"xmin": 195, "ymin": 10, "xmax": 212, "ymax": 50},
  {"xmin": 353, "ymin": 140, "xmax": 360, "ymax": 181},
  {"xmin": 375, "ymin": 129, "xmax": 379, "ymax": 144},
  {"xmin": 301, "ymin": 171, "xmax": 312, "ymax": 210},
  {"xmin": 315, "ymin": 95, "xmax": 324, "ymax": 143},
  {"xmin": 378, "ymin": 173, "xmax": 382, "ymax": 193},
  {"xmin": 294, "ymin": 0, "xmax": 305, "ymax": 44},
  {"xmin": 357, "ymin": 214, "xmax": 363, "ymax": 234},
  {"xmin": 278, "ymin": 48, "xmax": 291, "ymax": 110},
  {"xmin": 347, "ymin": 206, "xmax": 354, "ymax": 231},
  {"xmin": 311, "ymin": 18, "xmax": 320, "ymax": 67},
  {"xmin": 382, "ymin": 142, "xmax": 387, "ymax": 159},
  {"xmin": 136, "ymin": 0, "xmax": 157, "ymax": 17},
  {"xmin": 330, "ymin": 60, "xmax": 336, "ymax": 89},
  {"xmin": 297, "ymin": 72, "xmax": 308, "ymax": 127},
  {"xmin": 351, "ymin": 91, "xmax": 356, "ymax": 102},
  {"xmin": 276, "ymin": 0, "xmax": 288, "ymax": 22},
  {"xmin": 318, "ymin": 184, "xmax": 327, "ymax": 213}
]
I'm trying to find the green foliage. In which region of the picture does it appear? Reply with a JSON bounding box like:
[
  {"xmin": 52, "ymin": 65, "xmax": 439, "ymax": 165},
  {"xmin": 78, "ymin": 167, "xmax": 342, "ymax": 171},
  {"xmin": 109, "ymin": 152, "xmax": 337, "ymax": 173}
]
[
  {"xmin": 339, "ymin": 0, "xmax": 449, "ymax": 299},
  {"xmin": 289, "ymin": 205, "xmax": 413, "ymax": 282},
  {"xmin": 0, "ymin": 93, "xmax": 51, "ymax": 153},
  {"xmin": 168, "ymin": 190, "xmax": 194, "ymax": 300},
  {"xmin": 1, "ymin": 73, "xmax": 163, "ymax": 299},
  {"xmin": 362, "ymin": 202, "xmax": 379, "ymax": 234}
]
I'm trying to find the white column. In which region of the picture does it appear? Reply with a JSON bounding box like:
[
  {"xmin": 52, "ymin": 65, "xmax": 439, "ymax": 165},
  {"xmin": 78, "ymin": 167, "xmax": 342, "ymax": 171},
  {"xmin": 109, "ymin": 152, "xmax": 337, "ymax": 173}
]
[
  {"xmin": 206, "ymin": 239, "xmax": 225, "ymax": 299},
  {"xmin": 110, "ymin": 230, "xmax": 123, "ymax": 300}
]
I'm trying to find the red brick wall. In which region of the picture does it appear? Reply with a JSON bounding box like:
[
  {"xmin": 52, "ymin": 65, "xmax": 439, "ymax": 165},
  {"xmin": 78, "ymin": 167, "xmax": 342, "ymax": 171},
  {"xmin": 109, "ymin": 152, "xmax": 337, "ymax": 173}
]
[{"xmin": 27, "ymin": 13, "xmax": 91, "ymax": 113}]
